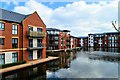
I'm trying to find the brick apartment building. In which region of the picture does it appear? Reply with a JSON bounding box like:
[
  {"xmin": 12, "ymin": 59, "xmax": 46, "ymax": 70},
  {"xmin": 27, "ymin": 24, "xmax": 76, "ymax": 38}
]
[
  {"xmin": 46, "ymin": 28, "xmax": 61, "ymax": 50},
  {"xmin": 93, "ymin": 33, "xmax": 103, "ymax": 48},
  {"xmin": 102, "ymin": 32, "xmax": 120, "ymax": 48},
  {"xmin": 88, "ymin": 34, "xmax": 94, "ymax": 47},
  {"xmin": 0, "ymin": 8, "xmax": 46, "ymax": 65},
  {"xmin": 79, "ymin": 32, "xmax": 120, "ymax": 51},
  {"xmin": 46, "ymin": 28, "xmax": 71, "ymax": 50},
  {"xmin": 79, "ymin": 36, "xmax": 88, "ymax": 47},
  {"xmin": 46, "ymin": 28, "xmax": 79, "ymax": 50},
  {"xmin": 60, "ymin": 30, "xmax": 71, "ymax": 49}
]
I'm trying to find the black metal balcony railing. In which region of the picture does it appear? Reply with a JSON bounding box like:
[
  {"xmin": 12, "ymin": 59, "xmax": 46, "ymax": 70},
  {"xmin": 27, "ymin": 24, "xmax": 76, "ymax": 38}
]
[
  {"xmin": 28, "ymin": 43, "xmax": 46, "ymax": 50},
  {"xmin": 27, "ymin": 31, "xmax": 46, "ymax": 38}
]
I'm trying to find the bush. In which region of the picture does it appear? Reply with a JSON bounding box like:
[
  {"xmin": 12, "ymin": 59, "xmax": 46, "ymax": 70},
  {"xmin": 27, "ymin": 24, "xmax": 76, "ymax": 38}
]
[{"xmin": 0, "ymin": 60, "xmax": 26, "ymax": 69}]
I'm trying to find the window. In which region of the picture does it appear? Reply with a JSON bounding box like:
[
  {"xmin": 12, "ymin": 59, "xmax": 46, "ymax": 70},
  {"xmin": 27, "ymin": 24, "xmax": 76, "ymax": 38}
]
[
  {"xmin": 12, "ymin": 24, "xmax": 18, "ymax": 34},
  {"xmin": 0, "ymin": 38, "xmax": 4, "ymax": 45},
  {"xmin": 0, "ymin": 54, "xmax": 5, "ymax": 65},
  {"xmin": 29, "ymin": 26, "xmax": 33, "ymax": 31},
  {"xmin": 55, "ymin": 36, "xmax": 59, "ymax": 40},
  {"xmin": 12, "ymin": 53, "xmax": 18, "ymax": 63},
  {"xmin": 37, "ymin": 28, "xmax": 42, "ymax": 32},
  {"xmin": 29, "ymin": 39, "xmax": 33, "ymax": 47},
  {"xmin": 55, "ymin": 41, "xmax": 58, "ymax": 44},
  {"xmin": 29, "ymin": 51, "xmax": 33, "ymax": 60},
  {"xmin": 0, "ymin": 22, "xmax": 4, "ymax": 30},
  {"xmin": 37, "ymin": 50, "xmax": 42, "ymax": 59},
  {"xmin": 12, "ymin": 38, "xmax": 18, "ymax": 48},
  {"xmin": 37, "ymin": 39, "xmax": 42, "ymax": 47}
]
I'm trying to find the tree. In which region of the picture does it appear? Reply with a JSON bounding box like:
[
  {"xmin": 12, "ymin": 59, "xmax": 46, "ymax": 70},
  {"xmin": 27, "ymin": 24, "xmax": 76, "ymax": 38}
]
[{"xmin": 112, "ymin": 21, "xmax": 120, "ymax": 32}]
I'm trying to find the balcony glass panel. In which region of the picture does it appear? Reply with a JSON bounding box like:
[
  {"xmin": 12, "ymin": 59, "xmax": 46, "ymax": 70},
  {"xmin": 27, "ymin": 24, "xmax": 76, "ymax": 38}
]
[{"xmin": 27, "ymin": 31, "xmax": 46, "ymax": 38}]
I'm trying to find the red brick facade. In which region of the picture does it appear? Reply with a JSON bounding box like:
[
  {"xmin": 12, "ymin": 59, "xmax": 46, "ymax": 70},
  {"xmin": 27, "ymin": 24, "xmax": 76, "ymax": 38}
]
[
  {"xmin": 22, "ymin": 12, "xmax": 46, "ymax": 62},
  {"xmin": 0, "ymin": 11, "xmax": 46, "ymax": 64}
]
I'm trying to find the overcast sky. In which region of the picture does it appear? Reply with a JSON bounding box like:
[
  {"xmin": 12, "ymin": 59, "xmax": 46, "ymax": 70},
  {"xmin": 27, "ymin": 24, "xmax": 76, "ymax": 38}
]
[{"xmin": 0, "ymin": 0, "xmax": 119, "ymax": 37}]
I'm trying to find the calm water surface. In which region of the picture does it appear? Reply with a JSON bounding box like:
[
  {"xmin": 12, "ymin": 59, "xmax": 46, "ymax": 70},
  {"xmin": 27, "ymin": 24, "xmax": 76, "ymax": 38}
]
[{"xmin": 1, "ymin": 48, "xmax": 119, "ymax": 79}]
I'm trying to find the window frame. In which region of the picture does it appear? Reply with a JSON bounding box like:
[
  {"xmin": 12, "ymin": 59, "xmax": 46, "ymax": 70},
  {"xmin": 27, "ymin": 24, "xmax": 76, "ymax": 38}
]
[
  {"xmin": 0, "ymin": 38, "xmax": 4, "ymax": 45},
  {"xmin": 0, "ymin": 22, "xmax": 5, "ymax": 30},
  {"xmin": 12, "ymin": 38, "xmax": 18, "ymax": 48},
  {"xmin": 29, "ymin": 26, "xmax": 33, "ymax": 31},
  {"xmin": 29, "ymin": 39, "xmax": 33, "ymax": 47},
  {"xmin": 12, "ymin": 24, "xmax": 18, "ymax": 35},
  {"xmin": 37, "ymin": 50, "xmax": 42, "ymax": 59},
  {"xmin": 29, "ymin": 51, "xmax": 33, "ymax": 60},
  {"xmin": 0, "ymin": 54, "xmax": 5, "ymax": 65},
  {"xmin": 12, "ymin": 52, "xmax": 18, "ymax": 63},
  {"xmin": 37, "ymin": 28, "xmax": 42, "ymax": 32},
  {"xmin": 37, "ymin": 39, "xmax": 42, "ymax": 47}
]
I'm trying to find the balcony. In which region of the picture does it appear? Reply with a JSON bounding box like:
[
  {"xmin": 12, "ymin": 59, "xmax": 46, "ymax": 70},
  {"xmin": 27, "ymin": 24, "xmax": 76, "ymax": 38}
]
[
  {"xmin": 66, "ymin": 38, "xmax": 70, "ymax": 42},
  {"xmin": 48, "ymin": 43, "xmax": 59, "ymax": 46},
  {"xmin": 28, "ymin": 43, "xmax": 46, "ymax": 50},
  {"xmin": 66, "ymin": 42, "xmax": 71, "ymax": 46},
  {"xmin": 27, "ymin": 31, "xmax": 46, "ymax": 38}
]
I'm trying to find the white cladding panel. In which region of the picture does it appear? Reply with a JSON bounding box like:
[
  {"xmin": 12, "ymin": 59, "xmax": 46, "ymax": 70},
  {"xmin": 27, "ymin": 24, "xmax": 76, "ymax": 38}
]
[
  {"xmin": 5, "ymin": 52, "xmax": 12, "ymax": 64},
  {"xmin": 33, "ymin": 39, "xmax": 37, "ymax": 47},
  {"xmin": 33, "ymin": 50, "xmax": 37, "ymax": 59}
]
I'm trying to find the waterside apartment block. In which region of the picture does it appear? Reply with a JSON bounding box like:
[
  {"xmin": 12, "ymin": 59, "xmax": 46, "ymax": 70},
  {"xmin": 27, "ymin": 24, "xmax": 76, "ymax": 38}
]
[
  {"xmin": 0, "ymin": 8, "xmax": 46, "ymax": 65},
  {"xmin": 79, "ymin": 32, "xmax": 120, "ymax": 49},
  {"xmin": 78, "ymin": 36, "xmax": 88, "ymax": 47},
  {"xmin": 46, "ymin": 28, "xmax": 79, "ymax": 50},
  {"xmin": 102, "ymin": 32, "xmax": 120, "ymax": 48}
]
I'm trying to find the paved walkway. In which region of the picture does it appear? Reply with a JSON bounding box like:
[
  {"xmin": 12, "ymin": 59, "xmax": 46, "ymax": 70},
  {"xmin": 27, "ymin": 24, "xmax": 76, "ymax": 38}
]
[
  {"xmin": 0, "ymin": 56, "xmax": 59, "ymax": 74},
  {"xmin": 47, "ymin": 47, "xmax": 81, "ymax": 52}
]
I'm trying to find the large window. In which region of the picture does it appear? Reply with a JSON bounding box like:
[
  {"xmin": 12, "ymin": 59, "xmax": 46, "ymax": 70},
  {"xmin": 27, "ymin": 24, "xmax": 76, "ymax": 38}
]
[
  {"xmin": 37, "ymin": 28, "xmax": 42, "ymax": 32},
  {"xmin": 29, "ymin": 39, "xmax": 33, "ymax": 47},
  {"xmin": 29, "ymin": 51, "xmax": 33, "ymax": 60},
  {"xmin": 12, "ymin": 53, "xmax": 18, "ymax": 63},
  {"xmin": 0, "ymin": 54, "xmax": 5, "ymax": 65},
  {"xmin": 37, "ymin": 50, "xmax": 42, "ymax": 59},
  {"xmin": 37, "ymin": 39, "xmax": 42, "ymax": 47},
  {"xmin": 0, "ymin": 22, "xmax": 4, "ymax": 30},
  {"xmin": 12, "ymin": 24, "xmax": 18, "ymax": 35},
  {"xmin": 0, "ymin": 38, "xmax": 4, "ymax": 45},
  {"xmin": 12, "ymin": 38, "xmax": 18, "ymax": 48}
]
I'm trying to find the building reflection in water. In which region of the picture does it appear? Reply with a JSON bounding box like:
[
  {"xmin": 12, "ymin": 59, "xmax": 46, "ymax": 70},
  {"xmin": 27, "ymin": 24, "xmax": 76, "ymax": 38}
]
[
  {"xmin": 46, "ymin": 51, "xmax": 77, "ymax": 78},
  {"xmin": 2, "ymin": 51, "xmax": 77, "ymax": 79},
  {"xmin": 83, "ymin": 47, "xmax": 120, "ymax": 53},
  {"xmin": 47, "ymin": 51, "xmax": 77, "ymax": 70},
  {"xmin": 2, "ymin": 48, "xmax": 119, "ymax": 79},
  {"xmin": 2, "ymin": 64, "xmax": 47, "ymax": 80}
]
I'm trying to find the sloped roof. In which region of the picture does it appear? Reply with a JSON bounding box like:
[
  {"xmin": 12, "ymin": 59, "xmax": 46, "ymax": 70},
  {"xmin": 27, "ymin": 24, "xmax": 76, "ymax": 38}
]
[
  {"xmin": 62, "ymin": 30, "xmax": 70, "ymax": 32},
  {"xmin": 0, "ymin": 8, "xmax": 28, "ymax": 23},
  {"xmin": 103, "ymin": 32, "xmax": 120, "ymax": 34},
  {"xmin": 78, "ymin": 36, "xmax": 88, "ymax": 38},
  {"xmin": 46, "ymin": 28, "xmax": 61, "ymax": 31}
]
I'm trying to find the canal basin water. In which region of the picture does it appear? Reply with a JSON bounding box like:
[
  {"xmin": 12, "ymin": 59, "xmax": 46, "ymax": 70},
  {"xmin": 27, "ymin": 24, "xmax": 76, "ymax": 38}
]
[{"xmin": 1, "ymin": 48, "xmax": 119, "ymax": 79}]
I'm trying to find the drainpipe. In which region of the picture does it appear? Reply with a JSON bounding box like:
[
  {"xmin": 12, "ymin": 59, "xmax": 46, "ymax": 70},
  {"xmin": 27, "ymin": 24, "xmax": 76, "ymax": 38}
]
[{"xmin": 21, "ymin": 23, "xmax": 23, "ymax": 61}]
